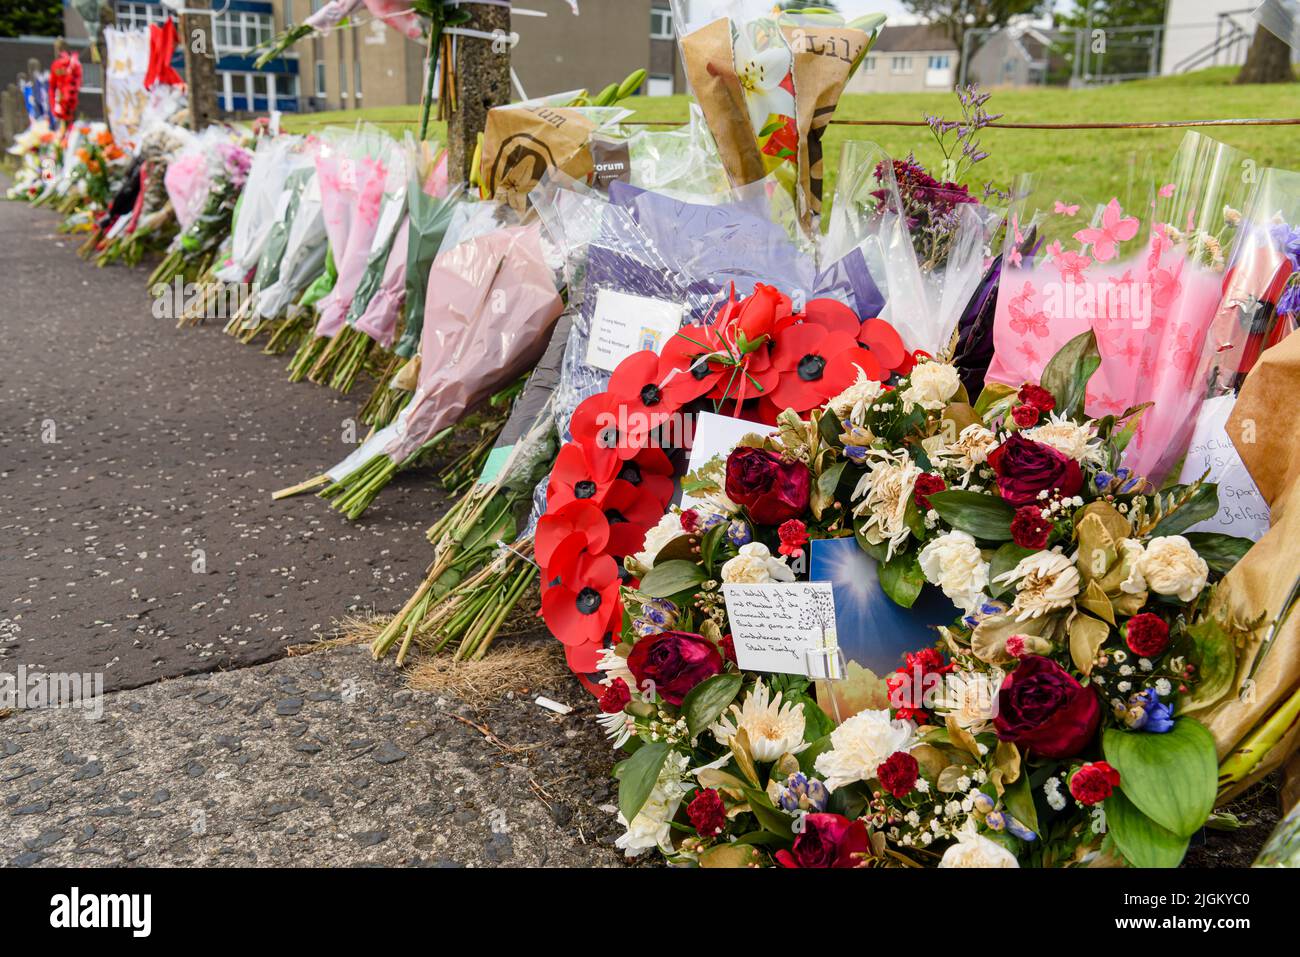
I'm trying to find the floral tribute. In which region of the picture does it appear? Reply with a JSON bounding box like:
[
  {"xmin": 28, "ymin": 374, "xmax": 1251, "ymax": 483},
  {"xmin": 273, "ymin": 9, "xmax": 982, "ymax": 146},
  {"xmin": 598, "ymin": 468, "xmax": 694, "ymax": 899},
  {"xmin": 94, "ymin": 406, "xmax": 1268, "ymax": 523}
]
[
  {"xmin": 542, "ymin": 309, "xmax": 1259, "ymax": 868},
  {"xmin": 535, "ymin": 284, "xmax": 913, "ymax": 679}
]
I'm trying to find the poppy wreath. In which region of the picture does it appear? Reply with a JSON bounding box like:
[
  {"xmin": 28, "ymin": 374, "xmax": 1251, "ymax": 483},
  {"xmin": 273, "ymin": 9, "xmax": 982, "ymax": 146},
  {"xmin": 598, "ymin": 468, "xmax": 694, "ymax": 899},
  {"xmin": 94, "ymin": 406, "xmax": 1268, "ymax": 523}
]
[{"xmin": 534, "ymin": 283, "xmax": 916, "ymax": 680}]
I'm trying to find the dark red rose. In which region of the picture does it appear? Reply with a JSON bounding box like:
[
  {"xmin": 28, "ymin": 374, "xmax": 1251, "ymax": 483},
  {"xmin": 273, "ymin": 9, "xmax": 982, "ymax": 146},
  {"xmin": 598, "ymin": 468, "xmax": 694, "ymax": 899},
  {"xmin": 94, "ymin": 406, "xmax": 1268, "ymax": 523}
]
[
  {"xmin": 720, "ymin": 633, "xmax": 737, "ymax": 665},
  {"xmin": 1018, "ymin": 383, "xmax": 1057, "ymax": 413},
  {"xmin": 724, "ymin": 446, "xmax": 812, "ymax": 526},
  {"xmin": 774, "ymin": 813, "xmax": 870, "ymax": 868},
  {"xmin": 876, "ymin": 751, "xmax": 919, "ymax": 798},
  {"xmin": 1011, "ymin": 404, "xmax": 1040, "ymax": 428},
  {"xmin": 1069, "ymin": 761, "xmax": 1120, "ymax": 806},
  {"xmin": 598, "ymin": 677, "xmax": 631, "ymax": 714},
  {"xmin": 1125, "ymin": 613, "xmax": 1170, "ymax": 658},
  {"xmin": 987, "ymin": 434, "xmax": 1083, "ymax": 507},
  {"xmin": 1010, "ymin": 505, "xmax": 1054, "ymax": 549},
  {"xmin": 687, "ymin": 788, "xmax": 726, "ymax": 837},
  {"xmin": 994, "ymin": 655, "xmax": 1101, "ymax": 759},
  {"xmin": 626, "ymin": 631, "xmax": 723, "ymax": 706},
  {"xmin": 913, "ymin": 473, "xmax": 947, "ymax": 510}
]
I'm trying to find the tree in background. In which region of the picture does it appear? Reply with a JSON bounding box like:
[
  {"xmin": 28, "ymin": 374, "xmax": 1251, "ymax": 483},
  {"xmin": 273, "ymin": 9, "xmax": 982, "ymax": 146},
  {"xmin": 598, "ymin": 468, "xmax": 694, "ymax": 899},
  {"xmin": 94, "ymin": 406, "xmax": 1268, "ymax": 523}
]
[
  {"xmin": 1, "ymin": 0, "xmax": 64, "ymax": 39},
  {"xmin": 1236, "ymin": 20, "xmax": 1297, "ymax": 84},
  {"xmin": 902, "ymin": 0, "xmax": 1047, "ymax": 84}
]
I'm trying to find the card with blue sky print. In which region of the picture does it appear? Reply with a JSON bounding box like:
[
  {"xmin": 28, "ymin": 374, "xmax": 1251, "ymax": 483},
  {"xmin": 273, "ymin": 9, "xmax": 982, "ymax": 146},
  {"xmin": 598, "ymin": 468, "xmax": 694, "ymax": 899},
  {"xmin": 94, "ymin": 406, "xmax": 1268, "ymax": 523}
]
[{"xmin": 808, "ymin": 536, "xmax": 959, "ymax": 720}]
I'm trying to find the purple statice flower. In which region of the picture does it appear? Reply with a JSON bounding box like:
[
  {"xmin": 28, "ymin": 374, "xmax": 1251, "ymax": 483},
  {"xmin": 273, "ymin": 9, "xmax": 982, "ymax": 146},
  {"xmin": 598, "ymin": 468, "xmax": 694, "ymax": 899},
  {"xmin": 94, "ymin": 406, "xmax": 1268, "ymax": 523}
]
[
  {"xmin": 725, "ymin": 519, "xmax": 752, "ymax": 547},
  {"xmin": 1270, "ymin": 222, "xmax": 1300, "ymax": 270},
  {"xmin": 1278, "ymin": 280, "xmax": 1300, "ymax": 318}
]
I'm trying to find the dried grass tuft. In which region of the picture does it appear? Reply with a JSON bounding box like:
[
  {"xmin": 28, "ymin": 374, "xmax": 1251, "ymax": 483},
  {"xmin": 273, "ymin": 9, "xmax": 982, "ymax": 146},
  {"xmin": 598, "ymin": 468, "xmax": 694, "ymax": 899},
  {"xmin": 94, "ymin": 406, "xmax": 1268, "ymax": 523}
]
[{"xmin": 405, "ymin": 640, "xmax": 569, "ymax": 706}]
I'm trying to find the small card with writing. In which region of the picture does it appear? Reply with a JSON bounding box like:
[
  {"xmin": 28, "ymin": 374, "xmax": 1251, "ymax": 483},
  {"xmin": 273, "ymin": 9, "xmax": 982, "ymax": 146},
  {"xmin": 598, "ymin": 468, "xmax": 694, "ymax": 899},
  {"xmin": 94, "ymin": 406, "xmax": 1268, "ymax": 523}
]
[
  {"xmin": 1177, "ymin": 393, "xmax": 1270, "ymax": 541},
  {"xmin": 584, "ymin": 288, "xmax": 685, "ymax": 373},
  {"xmin": 721, "ymin": 582, "xmax": 841, "ymax": 679}
]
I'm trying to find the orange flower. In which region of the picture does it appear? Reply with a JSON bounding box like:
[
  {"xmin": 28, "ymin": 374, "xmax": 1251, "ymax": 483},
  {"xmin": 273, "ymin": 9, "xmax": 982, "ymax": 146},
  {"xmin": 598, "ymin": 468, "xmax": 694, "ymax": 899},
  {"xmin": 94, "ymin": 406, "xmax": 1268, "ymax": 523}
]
[
  {"xmin": 95, "ymin": 129, "xmax": 114, "ymax": 146},
  {"xmin": 75, "ymin": 147, "xmax": 90, "ymax": 163}
]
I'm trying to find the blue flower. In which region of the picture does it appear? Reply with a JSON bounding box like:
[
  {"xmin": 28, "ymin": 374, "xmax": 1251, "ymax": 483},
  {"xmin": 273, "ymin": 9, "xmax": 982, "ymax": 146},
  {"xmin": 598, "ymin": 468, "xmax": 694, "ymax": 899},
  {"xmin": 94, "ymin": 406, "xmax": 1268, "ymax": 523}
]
[
  {"xmin": 1005, "ymin": 816, "xmax": 1038, "ymax": 842},
  {"xmin": 1121, "ymin": 688, "xmax": 1175, "ymax": 733},
  {"xmin": 1279, "ymin": 282, "xmax": 1300, "ymax": 318},
  {"xmin": 843, "ymin": 445, "xmax": 868, "ymax": 464},
  {"xmin": 1094, "ymin": 472, "xmax": 1112, "ymax": 491},
  {"xmin": 726, "ymin": 519, "xmax": 752, "ymax": 547}
]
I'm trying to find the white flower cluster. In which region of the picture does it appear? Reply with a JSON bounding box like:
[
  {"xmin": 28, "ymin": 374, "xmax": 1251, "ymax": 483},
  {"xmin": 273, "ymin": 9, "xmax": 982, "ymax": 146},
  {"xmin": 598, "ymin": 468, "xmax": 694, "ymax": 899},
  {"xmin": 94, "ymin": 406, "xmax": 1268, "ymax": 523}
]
[{"xmin": 720, "ymin": 542, "xmax": 795, "ymax": 584}]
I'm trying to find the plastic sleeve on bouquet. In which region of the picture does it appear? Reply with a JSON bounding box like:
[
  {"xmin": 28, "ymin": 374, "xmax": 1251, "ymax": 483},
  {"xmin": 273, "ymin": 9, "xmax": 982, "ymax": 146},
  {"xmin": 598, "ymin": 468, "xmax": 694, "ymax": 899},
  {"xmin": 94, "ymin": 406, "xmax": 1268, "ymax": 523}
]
[
  {"xmin": 353, "ymin": 213, "xmax": 410, "ymax": 349},
  {"xmin": 216, "ymin": 135, "xmax": 299, "ymax": 284},
  {"xmin": 380, "ymin": 223, "xmax": 564, "ymax": 465}
]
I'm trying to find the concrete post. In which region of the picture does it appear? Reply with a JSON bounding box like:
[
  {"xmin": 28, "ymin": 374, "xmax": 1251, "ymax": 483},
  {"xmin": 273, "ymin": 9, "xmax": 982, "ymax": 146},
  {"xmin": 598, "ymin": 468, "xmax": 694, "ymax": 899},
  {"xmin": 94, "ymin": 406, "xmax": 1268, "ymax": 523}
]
[
  {"xmin": 447, "ymin": 3, "xmax": 512, "ymax": 187},
  {"xmin": 180, "ymin": 0, "xmax": 219, "ymax": 130}
]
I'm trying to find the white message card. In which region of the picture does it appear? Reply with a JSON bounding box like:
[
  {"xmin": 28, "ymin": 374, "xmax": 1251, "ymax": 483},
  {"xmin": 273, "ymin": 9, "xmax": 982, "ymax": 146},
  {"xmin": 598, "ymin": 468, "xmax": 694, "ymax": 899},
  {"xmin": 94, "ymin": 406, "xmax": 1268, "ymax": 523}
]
[
  {"xmin": 722, "ymin": 582, "xmax": 841, "ymax": 678},
  {"xmin": 680, "ymin": 411, "xmax": 775, "ymax": 511},
  {"xmin": 585, "ymin": 288, "xmax": 685, "ymax": 373}
]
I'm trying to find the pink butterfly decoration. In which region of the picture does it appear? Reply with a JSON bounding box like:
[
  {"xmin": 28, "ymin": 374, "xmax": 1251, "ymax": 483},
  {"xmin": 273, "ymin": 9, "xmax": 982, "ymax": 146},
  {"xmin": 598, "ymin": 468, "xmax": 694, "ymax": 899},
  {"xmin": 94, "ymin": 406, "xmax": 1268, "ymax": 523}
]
[
  {"xmin": 1047, "ymin": 240, "xmax": 1092, "ymax": 283},
  {"xmin": 1073, "ymin": 198, "xmax": 1140, "ymax": 263},
  {"xmin": 1054, "ymin": 200, "xmax": 1080, "ymax": 216},
  {"xmin": 1008, "ymin": 284, "xmax": 1050, "ymax": 338},
  {"xmin": 1159, "ymin": 183, "xmax": 1176, "ymax": 198}
]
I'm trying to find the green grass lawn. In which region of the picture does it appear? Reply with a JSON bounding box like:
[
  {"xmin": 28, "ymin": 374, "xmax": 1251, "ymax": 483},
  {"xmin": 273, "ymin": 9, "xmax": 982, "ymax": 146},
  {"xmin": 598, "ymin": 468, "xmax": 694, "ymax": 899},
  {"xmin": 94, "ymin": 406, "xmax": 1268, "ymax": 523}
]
[{"xmin": 283, "ymin": 67, "xmax": 1298, "ymax": 208}]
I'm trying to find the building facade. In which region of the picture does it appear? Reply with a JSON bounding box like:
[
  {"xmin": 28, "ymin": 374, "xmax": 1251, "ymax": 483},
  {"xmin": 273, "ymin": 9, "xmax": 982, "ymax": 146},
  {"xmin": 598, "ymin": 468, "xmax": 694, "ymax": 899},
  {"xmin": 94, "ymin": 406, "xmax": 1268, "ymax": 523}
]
[{"xmin": 843, "ymin": 24, "xmax": 957, "ymax": 94}]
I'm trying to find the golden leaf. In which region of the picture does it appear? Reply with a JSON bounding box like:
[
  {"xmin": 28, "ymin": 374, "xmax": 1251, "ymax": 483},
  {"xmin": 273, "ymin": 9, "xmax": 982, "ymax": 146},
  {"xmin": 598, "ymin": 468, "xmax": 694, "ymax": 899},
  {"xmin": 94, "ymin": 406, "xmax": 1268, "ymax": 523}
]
[
  {"xmin": 1068, "ymin": 612, "xmax": 1111, "ymax": 676},
  {"xmin": 730, "ymin": 729, "xmax": 761, "ymax": 787},
  {"xmin": 1078, "ymin": 579, "xmax": 1116, "ymax": 625},
  {"xmin": 994, "ymin": 740, "xmax": 1021, "ymax": 785},
  {"xmin": 945, "ymin": 714, "xmax": 982, "ymax": 760},
  {"xmin": 699, "ymin": 843, "xmax": 759, "ymax": 868}
]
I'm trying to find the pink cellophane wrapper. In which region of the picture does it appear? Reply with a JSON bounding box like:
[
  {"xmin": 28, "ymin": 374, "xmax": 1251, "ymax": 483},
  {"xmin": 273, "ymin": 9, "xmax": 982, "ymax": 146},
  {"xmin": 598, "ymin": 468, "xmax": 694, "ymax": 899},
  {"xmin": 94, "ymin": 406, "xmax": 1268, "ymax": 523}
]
[
  {"xmin": 303, "ymin": 0, "xmax": 365, "ymax": 33},
  {"xmin": 362, "ymin": 0, "xmax": 424, "ymax": 40},
  {"xmin": 164, "ymin": 150, "xmax": 209, "ymax": 231},
  {"xmin": 986, "ymin": 133, "xmax": 1253, "ymax": 484},
  {"xmin": 354, "ymin": 212, "xmax": 410, "ymax": 348},
  {"xmin": 381, "ymin": 222, "xmax": 563, "ymax": 463},
  {"xmin": 313, "ymin": 141, "xmax": 390, "ymax": 338}
]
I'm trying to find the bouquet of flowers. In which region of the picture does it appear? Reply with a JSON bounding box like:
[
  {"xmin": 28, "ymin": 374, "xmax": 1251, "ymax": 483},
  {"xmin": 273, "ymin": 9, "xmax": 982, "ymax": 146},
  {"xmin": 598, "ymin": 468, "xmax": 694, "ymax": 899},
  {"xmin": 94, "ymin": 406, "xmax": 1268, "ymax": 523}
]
[{"xmin": 547, "ymin": 279, "xmax": 1263, "ymax": 865}]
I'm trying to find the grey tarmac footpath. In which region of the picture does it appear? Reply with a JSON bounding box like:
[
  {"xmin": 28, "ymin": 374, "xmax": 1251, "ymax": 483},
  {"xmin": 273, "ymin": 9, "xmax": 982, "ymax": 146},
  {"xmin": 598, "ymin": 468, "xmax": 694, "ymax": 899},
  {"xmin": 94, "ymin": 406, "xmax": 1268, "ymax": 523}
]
[{"xmin": 0, "ymin": 643, "xmax": 626, "ymax": 867}]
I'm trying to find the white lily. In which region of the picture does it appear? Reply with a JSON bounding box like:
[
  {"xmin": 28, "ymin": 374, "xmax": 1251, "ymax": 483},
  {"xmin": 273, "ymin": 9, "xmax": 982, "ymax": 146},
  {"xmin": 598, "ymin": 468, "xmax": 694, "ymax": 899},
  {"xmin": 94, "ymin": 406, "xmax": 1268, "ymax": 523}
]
[{"xmin": 733, "ymin": 31, "xmax": 795, "ymax": 136}]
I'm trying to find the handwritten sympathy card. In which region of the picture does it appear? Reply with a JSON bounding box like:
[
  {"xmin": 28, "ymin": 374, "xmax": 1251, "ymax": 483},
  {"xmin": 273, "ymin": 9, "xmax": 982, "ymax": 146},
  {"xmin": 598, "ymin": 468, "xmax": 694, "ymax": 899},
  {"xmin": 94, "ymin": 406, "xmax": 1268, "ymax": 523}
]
[{"xmin": 721, "ymin": 582, "xmax": 841, "ymax": 678}]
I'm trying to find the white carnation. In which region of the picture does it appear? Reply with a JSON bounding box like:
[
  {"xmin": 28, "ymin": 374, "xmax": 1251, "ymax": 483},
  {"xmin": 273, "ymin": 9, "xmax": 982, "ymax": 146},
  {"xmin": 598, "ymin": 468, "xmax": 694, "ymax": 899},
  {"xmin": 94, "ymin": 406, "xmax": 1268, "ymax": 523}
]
[
  {"xmin": 918, "ymin": 530, "xmax": 990, "ymax": 614},
  {"xmin": 615, "ymin": 752, "xmax": 689, "ymax": 857},
  {"xmin": 630, "ymin": 511, "xmax": 684, "ymax": 576},
  {"xmin": 901, "ymin": 360, "xmax": 961, "ymax": 411},
  {"xmin": 720, "ymin": 542, "xmax": 795, "ymax": 584},
  {"xmin": 1133, "ymin": 535, "xmax": 1209, "ymax": 602},
  {"xmin": 814, "ymin": 709, "xmax": 916, "ymax": 791}
]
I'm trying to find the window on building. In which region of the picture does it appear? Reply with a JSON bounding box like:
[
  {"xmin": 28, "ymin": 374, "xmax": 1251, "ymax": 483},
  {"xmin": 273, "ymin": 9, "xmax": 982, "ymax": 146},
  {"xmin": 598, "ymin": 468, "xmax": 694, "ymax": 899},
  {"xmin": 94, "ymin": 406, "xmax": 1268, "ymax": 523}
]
[
  {"xmin": 891, "ymin": 56, "xmax": 913, "ymax": 74},
  {"xmin": 928, "ymin": 55, "xmax": 951, "ymax": 70},
  {"xmin": 212, "ymin": 10, "xmax": 275, "ymax": 53},
  {"xmin": 646, "ymin": 74, "xmax": 673, "ymax": 96},
  {"xmin": 354, "ymin": 60, "xmax": 363, "ymax": 100},
  {"xmin": 650, "ymin": 7, "xmax": 673, "ymax": 40},
  {"xmin": 114, "ymin": 2, "xmax": 166, "ymax": 31},
  {"xmin": 864, "ymin": 56, "xmax": 876, "ymax": 73},
  {"xmin": 315, "ymin": 61, "xmax": 326, "ymax": 98},
  {"xmin": 339, "ymin": 60, "xmax": 348, "ymax": 100}
]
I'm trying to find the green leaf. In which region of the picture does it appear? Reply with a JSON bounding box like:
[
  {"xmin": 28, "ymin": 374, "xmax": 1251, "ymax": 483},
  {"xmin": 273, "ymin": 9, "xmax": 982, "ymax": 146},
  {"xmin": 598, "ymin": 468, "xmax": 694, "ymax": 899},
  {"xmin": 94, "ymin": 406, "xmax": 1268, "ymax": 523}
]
[
  {"xmin": 974, "ymin": 381, "xmax": 1018, "ymax": 418},
  {"xmin": 927, "ymin": 490, "xmax": 1015, "ymax": 541},
  {"xmin": 880, "ymin": 548, "xmax": 925, "ymax": 608},
  {"xmin": 1150, "ymin": 483, "xmax": 1220, "ymax": 537},
  {"xmin": 1002, "ymin": 771, "xmax": 1039, "ymax": 836},
  {"xmin": 1183, "ymin": 532, "xmax": 1254, "ymax": 576},
  {"xmin": 618, "ymin": 741, "xmax": 670, "ymax": 824},
  {"xmin": 1040, "ymin": 329, "xmax": 1101, "ymax": 419},
  {"xmin": 988, "ymin": 542, "xmax": 1036, "ymax": 598},
  {"xmin": 681, "ymin": 673, "xmax": 743, "ymax": 740},
  {"xmin": 1103, "ymin": 719, "xmax": 1217, "ymax": 838},
  {"xmin": 1105, "ymin": 788, "xmax": 1190, "ymax": 868},
  {"xmin": 638, "ymin": 559, "xmax": 707, "ymax": 599},
  {"xmin": 1180, "ymin": 617, "xmax": 1238, "ymax": 714},
  {"xmin": 818, "ymin": 461, "xmax": 846, "ymax": 501},
  {"xmin": 742, "ymin": 787, "xmax": 795, "ymax": 839}
]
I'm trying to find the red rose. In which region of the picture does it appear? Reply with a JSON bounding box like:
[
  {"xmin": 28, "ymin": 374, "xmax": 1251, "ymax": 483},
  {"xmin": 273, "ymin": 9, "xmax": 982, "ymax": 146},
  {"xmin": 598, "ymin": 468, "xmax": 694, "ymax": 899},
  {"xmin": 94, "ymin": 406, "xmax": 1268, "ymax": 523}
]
[
  {"xmin": 720, "ymin": 633, "xmax": 737, "ymax": 665},
  {"xmin": 994, "ymin": 655, "xmax": 1101, "ymax": 759},
  {"xmin": 626, "ymin": 631, "xmax": 723, "ymax": 706},
  {"xmin": 680, "ymin": 509, "xmax": 700, "ymax": 533},
  {"xmin": 987, "ymin": 434, "xmax": 1083, "ymax": 507},
  {"xmin": 1018, "ymin": 383, "xmax": 1057, "ymax": 413},
  {"xmin": 876, "ymin": 751, "xmax": 920, "ymax": 798},
  {"xmin": 1010, "ymin": 505, "xmax": 1053, "ymax": 549},
  {"xmin": 735, "ymin": 282, "xmax": 789, "ymax": 342},
  {"xmin": 774, "ymin": 813, "xmax": 870, "ymax": 868},
  {"xmin": 1069, "ymin": 761, "xmax": 1121, "ymax": 806},
  {"xmin": 1125, "ymin": 613, "xmax": 1170, "ymax": 658},
  {"xmin": 687, "ymin": 788, "xmax": 727, "ymax": 837},
  {"xmin": 1011, "ymin": 404, "xmax": 1040, "ymax": 428},
  {"xmin": 725, "ymin": 446, "xmax": 812, "ymax": 526},
  {"xmin": 777, "ymin": 519, "xmax": 809, "ymax": 558},
  {"xmin": 598, "ymin": 677, "xmax": 631, "ymax": 714},
  {"xmin": 913, "ymin": 473, "xmax": 947, "ymax": 510}
]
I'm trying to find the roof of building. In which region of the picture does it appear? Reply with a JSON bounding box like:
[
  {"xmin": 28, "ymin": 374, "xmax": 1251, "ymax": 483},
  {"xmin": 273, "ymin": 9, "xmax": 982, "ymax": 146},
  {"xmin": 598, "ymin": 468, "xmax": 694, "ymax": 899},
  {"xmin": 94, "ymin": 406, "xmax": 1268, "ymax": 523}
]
[{"xmin": 871, "ymin": 23, "xmax": 958, "ymax": 54}]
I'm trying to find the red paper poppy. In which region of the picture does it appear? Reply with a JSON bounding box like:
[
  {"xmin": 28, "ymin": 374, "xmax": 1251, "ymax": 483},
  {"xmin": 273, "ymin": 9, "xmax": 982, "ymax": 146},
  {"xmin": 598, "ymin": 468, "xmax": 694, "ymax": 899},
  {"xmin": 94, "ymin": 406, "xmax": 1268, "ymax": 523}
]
[
  {"xmin": 757, "ymin": 323, "xmax": 861, "ymax": 411},
  {"xmin": 535, "ymin": 500, "xmax": 610, "ymax": 569},
  {"xmin": 803, "ymin": 298, "xmax": 862, "ymax": 335},
  {"xmin": 606, "ymin": 350, "xmax": 682, "ymax": 445},
  {"xmin": 563, "ymin": 640, "xmax": 606, "ymax": 675},
  {"xmin": 659, "ymin": 323, "xmax": 728, "ymax": 405},
  {"xmin": 546, "ymin": 442, "xmax": 616, "ymax": 511},
  {"xmin": 858, "ymin": 317, "xmax": 909, "ymax": 372},
  {"xmin": 613, "ymin": 445, "xmax": 675, "ymax": 508},
  {"xmin": 541, "ymin": 535, "xmax": 621, "ymax": 649},
  {"xmin": 600, "ymin": 479, "xmax": 668, "ymax": 557},
  {"xmin": 569, "ymin": 391, "xmax": 644, "ymax": 465}
]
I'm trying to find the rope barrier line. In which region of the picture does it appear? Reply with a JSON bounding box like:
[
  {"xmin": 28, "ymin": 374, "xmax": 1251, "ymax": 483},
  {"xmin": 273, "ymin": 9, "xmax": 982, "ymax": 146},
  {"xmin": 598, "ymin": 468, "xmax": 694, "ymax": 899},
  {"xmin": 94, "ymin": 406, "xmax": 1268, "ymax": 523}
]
[{"xmin": 295, "ymin": 116, "xmax": 1300, "ymax": 131}]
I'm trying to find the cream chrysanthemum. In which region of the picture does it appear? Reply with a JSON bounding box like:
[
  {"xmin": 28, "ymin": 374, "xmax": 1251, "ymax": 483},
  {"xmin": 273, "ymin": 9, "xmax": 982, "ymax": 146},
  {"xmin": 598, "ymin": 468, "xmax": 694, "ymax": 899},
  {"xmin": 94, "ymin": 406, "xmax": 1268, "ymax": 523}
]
[{"xmin": 710, "ymin": 679, "xmax": 807, "ymax": 761}]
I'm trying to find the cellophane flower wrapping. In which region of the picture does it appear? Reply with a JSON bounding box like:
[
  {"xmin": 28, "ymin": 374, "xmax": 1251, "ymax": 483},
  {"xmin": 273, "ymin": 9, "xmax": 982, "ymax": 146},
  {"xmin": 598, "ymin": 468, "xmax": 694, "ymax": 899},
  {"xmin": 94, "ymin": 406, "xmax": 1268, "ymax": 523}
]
[
  {"xmin": 377, "ymin": 216, "xmax": 564, "ymax": 464},
  {"xmin": 824, "ymin": 140, "xmax": 999, "ymax": 357},
  {"xmin": 986, "ymin": 132, "xmax": 1255, "ymax": 485},
  {"xmin": 1175, "ymin": 166, "xmax": 1300, "ymax": 541},
  {"xmin": 343, "ymin": 146, "xmax": 410, "ymax": 346},
  {"xmin": 397, "ymin": 135, "xmax": 454, "ymax": 359},
  {"xmin": 216, "ymin": 133, "xmax": 302, "ymax": 283},
  {"xmin": 311, "ymin": 126, "xmax": 403, "ymax": 339},
  {"xmin": 671, "ymin": 0, "xmax": 884, "ymax": 235},
  {"xmin": 255, "ymin": 145, "xmax": 329, "ymax": 321}
]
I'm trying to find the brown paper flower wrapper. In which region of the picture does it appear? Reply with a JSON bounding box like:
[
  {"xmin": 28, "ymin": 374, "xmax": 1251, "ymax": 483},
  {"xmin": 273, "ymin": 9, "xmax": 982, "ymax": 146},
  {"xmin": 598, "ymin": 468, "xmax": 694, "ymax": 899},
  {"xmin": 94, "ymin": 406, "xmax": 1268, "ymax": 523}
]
[
  {"xmin": 481, "ymin": 105, "xmax": 597, "ymax": 213},
  {"xmin": 679, "ymin": 17, "xmax": 767, "ymax": 190},
  {"xmin": 1202, "ymin": 331, "xmax": 1300, "ymax": 801}
]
